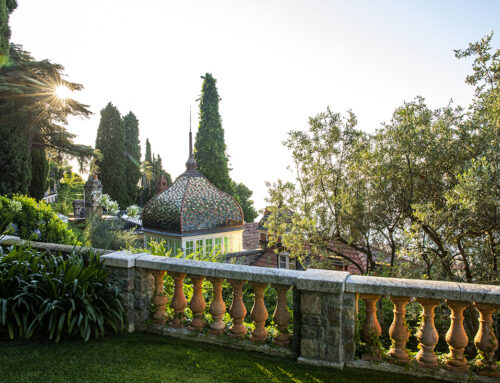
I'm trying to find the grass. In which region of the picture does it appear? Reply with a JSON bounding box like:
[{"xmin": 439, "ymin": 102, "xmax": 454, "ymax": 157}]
[{"xmin": 0, "ymin": 332, "xmax": 443, "ymax": 383}]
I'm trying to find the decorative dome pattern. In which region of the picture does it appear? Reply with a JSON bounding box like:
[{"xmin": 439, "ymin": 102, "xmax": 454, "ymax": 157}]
[{"xmin": 142, "ymin": 172, "xmax": 244, "ymax": 233}]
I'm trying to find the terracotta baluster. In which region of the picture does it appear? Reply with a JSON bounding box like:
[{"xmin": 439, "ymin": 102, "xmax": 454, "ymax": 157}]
[
  {"xmin": 168, "ymin": 271, "xmax": 187, "ymax": 328},
  {"xmin": 151, "ymin": 270, "xmax": 168, "ymax": 325},
  {"xmin": 228, "ymin": 279, "xmax": 247, "ymax": 338},
  {"xmin": 208, "ymin": 277, "xmax": 226, "ymax": 335},
  {"xmin": 188, "ymin": 275, "xmax": 206, "ymax": 332},
  {"xmin": 388, "ymin": 296, "xmax": 411, "ymax": 364},
  {"xmin": 473, "ymin": 303, "xmax": 499, "ymax": 377},
  {"xmin": 445, "ymin": 300, "xmax": 469, "ymax": 373},
  {"xmin": 250, "ymin": 282, "xmax": 268, "ymax": 343},
  {"xmin": 360, "ymin": 294, "xmax": 382, "ymax": 361},
  {"xmin": 416, "ymin": 298, "xmax": 440, "ymax": 368},
  {"xmin": 272, "ymin": 284, "xmax": 291, "ymax": 347}
]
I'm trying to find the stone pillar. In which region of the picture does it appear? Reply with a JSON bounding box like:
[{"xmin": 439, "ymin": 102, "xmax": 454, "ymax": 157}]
[
  {"xmin": 416, "ymin": 298, "xmax": 440, "ymax": 368},
  {"xmin": 188, "ymin": 275, "xmax": 206, "ymax": 331},
  {"xmin": 100, "ymin": 252, "xmax": 154, "ymax": 333},
  {"xmin": 72, "ymin": 199, "xmax": 84, "ymax": 218},
  {"xmin": 473, "ymin": 303, "xmax": 499, "ymax": 377},
  {"xmin": 250, "ymin": 282, "xmax": 268, "ymax": 343},
  {"xmin": 296, "ymin": 269, "xmax": 353, "ymax": 368},
  {"xmin": 445, "ymin": 300, "xmax": 469, "ymax": 373},
  {"xmin": 151, "ymin": 270, "xmax": 168, "ymax": 324},
  {"xmin": 228, "ymin": 279, "xmax": 247, "ymax": 338},
  {"xmin": 360, "ymin": 294, "xmax": 382, "ymax": 361},
  {"xmin": 208, "ymin": 277, "xmax": 226, "ymax": 335},
  {"xmin": 84, "ymin": 172, "xmax": 103, "ymax": 219},
  {"xmin": 388, "ymin": 296, "xmax": 411, "ymax": 364},
  {"xmin": 168, "ymin": 271, "xmax": 187, "ymax": 328},
  {"xmin": 272, "ymin": 284, "xmax": 291, "ymax": 347}
]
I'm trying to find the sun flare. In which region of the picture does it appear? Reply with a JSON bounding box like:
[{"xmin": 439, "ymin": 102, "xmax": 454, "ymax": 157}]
[{"xmin": 55, "ymin": 85, "xmax": 71, "ymax": 100}]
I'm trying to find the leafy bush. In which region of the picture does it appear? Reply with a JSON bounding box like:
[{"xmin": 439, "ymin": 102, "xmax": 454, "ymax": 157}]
[
  {"xmin": 0, "ymin": 244, "xmax": 124, "ymax": 342},
  {"xmin": 86, "ymin": 216, "xmax": 139, "ymax": 250},
  {"xmin": 0, "ymin": 195, "xmax": 77, "ymax": 245},
  {"xmin": 98, "ymin": 194, "xmax": 119, "ymax": 215},
  {"xmin": 52, "ymin": 172, "xmax": 84, "ymax": 215}
]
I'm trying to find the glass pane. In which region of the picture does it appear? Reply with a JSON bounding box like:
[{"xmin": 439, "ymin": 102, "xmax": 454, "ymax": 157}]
[
  {"xmin": 224, "ymin": 237, "xmax": 229, "ymax": 253},
  {"xmin": 206, "ymin": 239, "xmax": 213, "ymax": 254}
]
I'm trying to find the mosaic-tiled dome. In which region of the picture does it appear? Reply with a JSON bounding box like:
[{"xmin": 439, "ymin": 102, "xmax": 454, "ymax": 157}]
[{"xmin": 142, "ymin": 133, "xmax": 244, "ymax": 234}]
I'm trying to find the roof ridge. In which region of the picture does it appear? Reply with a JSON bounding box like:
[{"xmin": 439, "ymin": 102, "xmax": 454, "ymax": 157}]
[{"xmin": 179, "ymin": 176, "xmax": 191, "ymax": 232}]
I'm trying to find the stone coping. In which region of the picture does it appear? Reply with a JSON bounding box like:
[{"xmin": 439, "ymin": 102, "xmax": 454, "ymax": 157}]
[
  {"xmin": 0, "ymin": 235, "xmax": 112, "ymax": 255},
  {"xmin": 346, "ymin": 275, "xmax": 500, "ymax": 305},
  {"xmin": 100, "ymin": 251, "xmax": 348, "ymax": 288}
]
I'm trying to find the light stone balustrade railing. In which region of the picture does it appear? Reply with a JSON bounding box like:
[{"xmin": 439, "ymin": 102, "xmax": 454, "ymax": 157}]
[
  {"xmin": 100, "ymin": 251, "xmax": 500, "ymax": 383},
  {"xmin": 2, "ymin": 235, "xmax": 497, "ymax": 383}
]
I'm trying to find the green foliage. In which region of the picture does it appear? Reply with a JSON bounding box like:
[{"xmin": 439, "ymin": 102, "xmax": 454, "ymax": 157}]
[
  {"xmin": 0, "ymin": 244, "xmax": 124, "ymax": 342},
  {"xmin": 123, "ymin": 112, "xmax": 141, "ymax": 207},
  {"xmin": 234, "ymin": 182, "xmax": 258, "ymax": 223},
  {"xmin": 0, "ymin": 194, "xmax": 77, "ymax": 245},
  {"xmin": 28, "ymin": 145, "xmax": 49, "ymax": 200},
  {"xmin": 95, "ymin": 102, "xmax": 128, "ymax": 208},
  {"xmin": 140, "ymin": 140, "xmax": 172, "ymax": 205},
  {"xmin": 0, "ymin": 333, "xmax": 442, "ymax": 383},
  {"xmin": 265, "ymin": 34, "xmax": 500, "ymax": 283},
  {"xmin": 194, "ymin": 73, "xmax": 257, "ymax": 222},
  {"xmin": 0, "ymin": 0, "xmax": 17, "ymax": 67},
  {"xmin": 195, "ymin": 73, "xmax": 234, "ymax": 196},
  {"xmin": 86, "ymin": 217, "xmax": 138, "ymax": 251},
  {"xmin": 0, "ymin": 44, "xmax": 93, "ymax": 196},
  {"xmin": 97, "ymin": 194, "xmax": 119, "ymax": 215},
  {"xmin": 52, "ymin": 171, "xmax": 84, "ymax": 215}
]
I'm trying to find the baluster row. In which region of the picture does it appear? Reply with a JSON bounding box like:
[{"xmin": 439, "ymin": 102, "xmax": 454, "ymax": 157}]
[
  {"xmin": 150, "ymin": 271, "xmax": 291, "ymax": 347},
  {"xmin": 359, "ymin": 294, "xmax": 499, "ymax": 376}
]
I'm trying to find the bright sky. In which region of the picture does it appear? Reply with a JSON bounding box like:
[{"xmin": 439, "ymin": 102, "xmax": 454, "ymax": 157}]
[{"xmin": 10, "ymin": 0, "xmax": 500, "ymax": 214}]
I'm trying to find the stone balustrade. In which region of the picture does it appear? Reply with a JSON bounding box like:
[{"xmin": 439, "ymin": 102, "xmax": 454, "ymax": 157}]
[{"xmin": 99, "ymin": 251, "xmax": 500, "ymax": 383}]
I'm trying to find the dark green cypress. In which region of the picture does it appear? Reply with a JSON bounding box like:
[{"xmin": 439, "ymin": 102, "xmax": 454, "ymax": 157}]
[
  {"xmin": 0, "ymin": 0, "xmax": 17, "ymax": 67},
  {"xmin": 234, "ymin": 182, "xmax": 258, "ymax": 223},
  {"xmin": 123, "ymin": 112, "xmax": 141, "ymax": 206},
  {"xmin": 194, "ymin": 73, "xmax": 234, "ymax": 195},
  {"xmin": 28, "ymin": 145, "xmax": 48, "ymax": 200},
  {"xmin": 145, "ymin": 139, "xmax": 152, "ymax": 165},
  {"xmin": 0, "ymin": 109, "xmax": 30, "ymax": 195},
  {"xmin": 95, "ymin": 102, "xmax": 127, "ymax": 208}
]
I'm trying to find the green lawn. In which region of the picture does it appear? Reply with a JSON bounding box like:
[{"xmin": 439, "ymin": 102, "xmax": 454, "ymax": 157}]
[{"xmin": 0, "ymin": 332, "xmax": 441, "ymax": 383}]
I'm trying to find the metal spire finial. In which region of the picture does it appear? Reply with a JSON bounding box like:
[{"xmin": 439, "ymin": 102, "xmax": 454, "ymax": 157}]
[{"xmin": 186, "ymin": 106, "xmax": 197, "ymax": 171}]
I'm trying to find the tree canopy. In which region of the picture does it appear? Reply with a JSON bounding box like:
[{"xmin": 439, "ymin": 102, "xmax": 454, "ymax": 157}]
[
  {"xmin": 265, "ymin": 34, "xmax": 499, "ymax": 283},
  {"xmin": 194, "ymin": 73, "xmax": 258, "ymax": 222},
  {"xmin": 0, "ymin": 44, "xmax": 93, "ymax": 196}
]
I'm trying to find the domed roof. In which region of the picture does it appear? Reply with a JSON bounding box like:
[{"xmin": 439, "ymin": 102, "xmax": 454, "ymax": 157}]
[{"xmin": 142, "ymin": 132, "xmax": 244, "ymax": 234}]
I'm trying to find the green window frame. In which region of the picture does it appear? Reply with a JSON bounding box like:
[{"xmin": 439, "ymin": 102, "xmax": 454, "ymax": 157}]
[
  {"xmin": 214, "ymin": 237, "xmax": 222, "ymax": 254},
  {"xmin": 186, "ymin": 241, "xmax": 194, "ymax": 256},
  {"xmin": 206, "ymin": 239, "xmax": 213, "ymax": 255},
  {"xmin": 196, "ymin": 240, "xmax": 204, "ymax": 255}
]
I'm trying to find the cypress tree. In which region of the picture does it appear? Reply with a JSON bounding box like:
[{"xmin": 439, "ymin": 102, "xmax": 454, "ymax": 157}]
[
  {"xmin": 28, "ymin": 145, "xmax": 49, "ymax": 200},
  {"xmin": 194, "ymin": 73, "xmax": 257, "ymax": 222},
  {"xmin": 95, "ymin": 102, "xmax": 128, "ymax": 208},
  {"xmin": 123, "ymin": 111, "xmax": 141, "ymax": 206},
  {"xmin": 195, "ymin": 73, "xmax": 234, "ymax": 195},
  {"xmin": 0, "ymin": 0, "xmax": 17, "ymax": 67},
  {"xmin": 145, "ymin": 139, "xmax": 152, "ymax": 165}
]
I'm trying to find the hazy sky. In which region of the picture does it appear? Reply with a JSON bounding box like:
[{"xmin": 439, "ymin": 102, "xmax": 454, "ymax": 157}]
[{"xmin": 9, "ymin": 0, "xmax": 500, "ymax": 213}]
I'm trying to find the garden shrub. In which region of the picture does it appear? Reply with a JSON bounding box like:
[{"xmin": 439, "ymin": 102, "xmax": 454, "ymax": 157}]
[
  {"xmin": 0, "ymin": 244, "xmax": 124, "ymax": 342},
  {"xmin": 0, "ymin": 194, "xmax": 77, "ymax": 245}
]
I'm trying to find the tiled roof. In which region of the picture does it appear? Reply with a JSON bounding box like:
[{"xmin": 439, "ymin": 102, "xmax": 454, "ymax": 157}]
[{"xmin": 142, "ymin": 170, "xmax": 244, "ymax": 234}]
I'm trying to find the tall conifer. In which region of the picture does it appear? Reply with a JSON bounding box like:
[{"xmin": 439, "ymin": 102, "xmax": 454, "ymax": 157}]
[
  {"xmin": 28, "ymin": 145, "xmax": 48, "ymax": 200},
  {"xmin": 195, "ymin": 73, "xmax": 234, "ymax": 195},
  {"xmin": 95, "ymin": 102, "xmax": 127, "ymax": 208},
  {"xmin": 123, "ymin": 111, "xmax": 141, "ymax": 206}
]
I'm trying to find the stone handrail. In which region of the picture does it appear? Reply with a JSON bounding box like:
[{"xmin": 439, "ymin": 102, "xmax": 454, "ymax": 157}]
[{"xmin": 0, "ymin": 235, "xmax": 112, "ymax": 255}]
